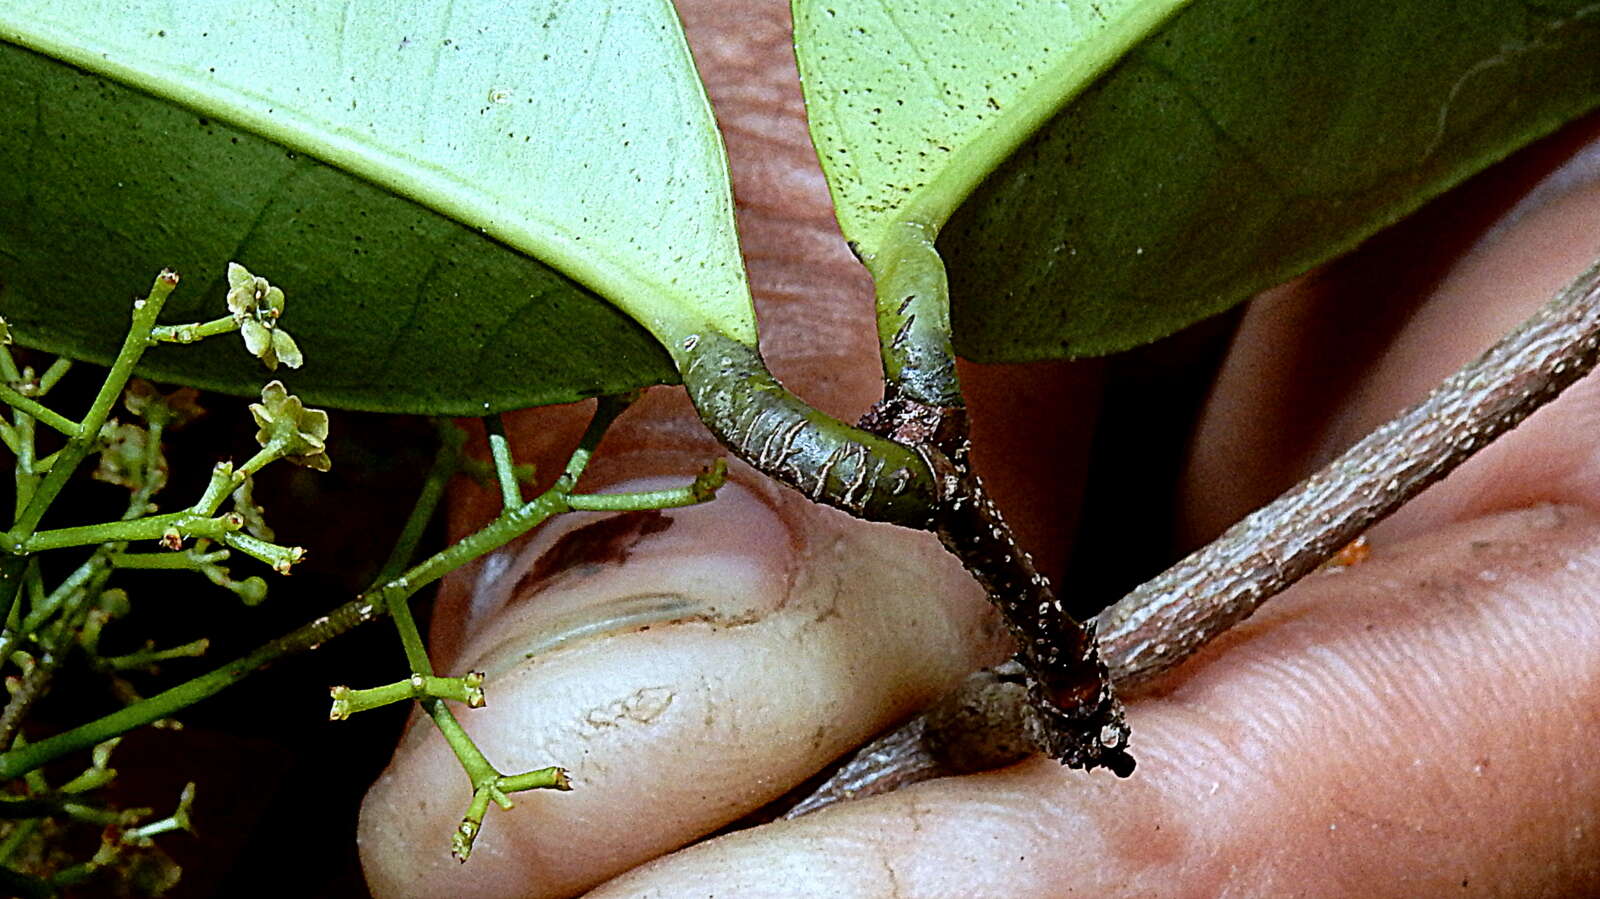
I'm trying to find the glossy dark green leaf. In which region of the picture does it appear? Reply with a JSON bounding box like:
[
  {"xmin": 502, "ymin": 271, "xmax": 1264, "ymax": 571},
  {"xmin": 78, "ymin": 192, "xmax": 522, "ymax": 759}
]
[
  {"xmin": 0, "ymin": 1, "xmax": 754, "ymax": 414},
  {"xmin": 797, "ymin": 0, "xmax": 1600, "ymax": 362}
]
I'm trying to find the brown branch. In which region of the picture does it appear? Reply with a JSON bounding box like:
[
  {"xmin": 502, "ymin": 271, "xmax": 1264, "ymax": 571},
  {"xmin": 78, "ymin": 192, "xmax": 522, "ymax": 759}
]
[
  {"xmin": 860, "ymin": 394, "xmax": 1131, "ymax": 774},
  {"xmin": 784, "ymin": 255, "xmax": 1600, "ymax": 819}
]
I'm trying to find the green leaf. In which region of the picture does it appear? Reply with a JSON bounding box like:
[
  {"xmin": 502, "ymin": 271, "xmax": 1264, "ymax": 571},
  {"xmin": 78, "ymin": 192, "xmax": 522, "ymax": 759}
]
[
  {"xmin": 796, "ymin": 0, "xmax": 1600, "ymax": 362},
  {"xmin": 793, "ymin": 0, "xmax": 1184, "ymax": 262},
  {"xmin": 795, "ymin": 0, "xmax": 1189, "ymax": 404},
  {"xmin": 0, "ymin": 0, "xmax": 754, "ymax": 414}
]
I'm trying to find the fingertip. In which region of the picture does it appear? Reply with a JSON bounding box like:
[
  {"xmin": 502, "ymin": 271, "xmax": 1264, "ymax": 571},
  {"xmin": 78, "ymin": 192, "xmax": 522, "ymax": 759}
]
[{"xmin": 359, "ymin": 468, "xmax": 1006, "ymax": 897}]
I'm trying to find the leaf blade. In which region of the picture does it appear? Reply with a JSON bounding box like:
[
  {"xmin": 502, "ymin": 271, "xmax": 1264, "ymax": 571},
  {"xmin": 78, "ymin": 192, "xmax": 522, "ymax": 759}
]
[
  {"xmin": 795, "ymin": 0, "xmax": 1600, "ymax": 363},
  {"xmin": 793, "ymin": 0, "xmax": 1188, "ymax": 259},
  {"xmin": 0, "ymin": 0, "xmax": 753, "ymax": 413},
  {"xmin": 945, "ymin": 0, "xmax": 1600, "ymax": 360}
]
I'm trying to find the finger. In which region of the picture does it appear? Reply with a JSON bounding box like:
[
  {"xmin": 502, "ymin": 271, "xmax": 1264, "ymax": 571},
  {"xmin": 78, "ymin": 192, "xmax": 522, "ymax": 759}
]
[
  {"xmin": 584, "ymin": 113, "xmax": 1600, "ymax": 896},
  {"xmin": 357, "ymin": 1, "xmax": 1098, "ymax": 896},
  {"xmin": 360, "ymin": 470, "xmax": 1008, "ymax": 897},
  {"xmin": 589, "ymin": 503, "xmax": 1600, "ymax": 897}
]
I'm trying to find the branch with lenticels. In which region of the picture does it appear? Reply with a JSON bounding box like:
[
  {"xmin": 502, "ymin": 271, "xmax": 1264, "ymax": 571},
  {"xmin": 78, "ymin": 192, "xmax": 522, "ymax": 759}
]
[{"xmin": 783, "ymin": 254, "xmax": 1600, "ymax": 819}]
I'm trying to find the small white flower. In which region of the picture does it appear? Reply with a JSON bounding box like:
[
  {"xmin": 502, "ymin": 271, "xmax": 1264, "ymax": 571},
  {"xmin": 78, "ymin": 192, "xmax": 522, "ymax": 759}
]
[
  {"xmin": 249, "ymin": 381, "xmax": 331, "ymax": 471},
  {"xmin": 226, "ymin": 263, "xmax": 303, "ymax": 371}
]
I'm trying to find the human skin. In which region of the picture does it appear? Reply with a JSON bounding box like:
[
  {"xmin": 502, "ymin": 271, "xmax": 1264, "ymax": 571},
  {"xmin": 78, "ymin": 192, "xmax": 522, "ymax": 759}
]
[{"xmin": 357, "ymin": 2, "xmax": 1600, "ymax": 896}]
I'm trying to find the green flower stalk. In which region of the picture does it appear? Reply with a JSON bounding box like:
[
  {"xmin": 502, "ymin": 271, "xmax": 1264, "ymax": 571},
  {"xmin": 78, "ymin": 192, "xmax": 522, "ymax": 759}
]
[
  {"xmin": 328, "ymin": 672, "xmax": 487, "ymax": 720},
  {"xmin": 0, "ymin": 259, "xmax": 748, "ymax": 873}
]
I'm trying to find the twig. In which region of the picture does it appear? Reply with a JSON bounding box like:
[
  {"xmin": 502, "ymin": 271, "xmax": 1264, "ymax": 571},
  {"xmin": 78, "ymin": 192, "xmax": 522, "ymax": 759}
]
[
  {"xmin": 859, "ymin": 227, "xmax": 1128, "ymax": 773},
  {"xmin": 0, "ymin": 421, "xmax": 464, "ymax": 781},
  {"xmin": 860, "ymin": 394, "xmax": 1131, "ymax": 773},
  {"xmin": 691, "ymin": 231, "xmax": 1130, "ymax": 772},
  {"xmin": 0, "ymin": 385, "xmax": 78, "ymax": 438},
  {"xmin": 786, "ymin": 253, "xmax": 1600, "ymax": 817}
]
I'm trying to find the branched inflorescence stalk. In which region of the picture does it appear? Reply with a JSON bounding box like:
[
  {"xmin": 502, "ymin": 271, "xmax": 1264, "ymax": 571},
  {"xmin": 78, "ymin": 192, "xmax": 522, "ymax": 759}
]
[
  {"xmin": 354, "ymin": 400, "xmax": 732, "ymax": 862},
  {"xmin": 0, "ymin": 393, "xmax": 732, "ymax": 865},
  {"xmin": 0, "ymin": 266, "xmax": 307, "ymax": 888}
]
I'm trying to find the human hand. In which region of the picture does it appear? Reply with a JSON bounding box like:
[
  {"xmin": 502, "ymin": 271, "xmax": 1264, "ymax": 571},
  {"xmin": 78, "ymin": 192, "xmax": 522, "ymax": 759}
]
[{"xmin": 357, "ymin": 3, "xmax": 1600, "ymax": 895}]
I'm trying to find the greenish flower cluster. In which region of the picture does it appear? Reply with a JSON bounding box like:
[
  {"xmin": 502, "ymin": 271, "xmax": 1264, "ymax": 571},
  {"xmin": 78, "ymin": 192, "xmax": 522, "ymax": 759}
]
[
  {"xmin": 0, "ymin": 265, "xmax": 326, "ymax": 895},
  {"xmin": 0, "ymin": 261, "xmax": 735, "ymax": 883}
]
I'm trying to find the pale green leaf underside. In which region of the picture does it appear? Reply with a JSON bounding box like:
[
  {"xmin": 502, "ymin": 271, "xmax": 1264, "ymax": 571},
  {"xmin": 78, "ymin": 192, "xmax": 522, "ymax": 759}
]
[
  {"xmin": 0, "ymin": 0, "xmax": 753, "ymax": 413},
  {"xmin": 793, "ymin": 0, "xmax": 1187, "ymax": 260}
]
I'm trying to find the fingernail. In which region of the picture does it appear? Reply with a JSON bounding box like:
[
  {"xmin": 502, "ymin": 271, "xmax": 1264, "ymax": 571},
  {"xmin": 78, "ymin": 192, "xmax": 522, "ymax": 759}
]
[{"xmin": 455, "ymin": 475, "xmax": 796, "ymax": 678}]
